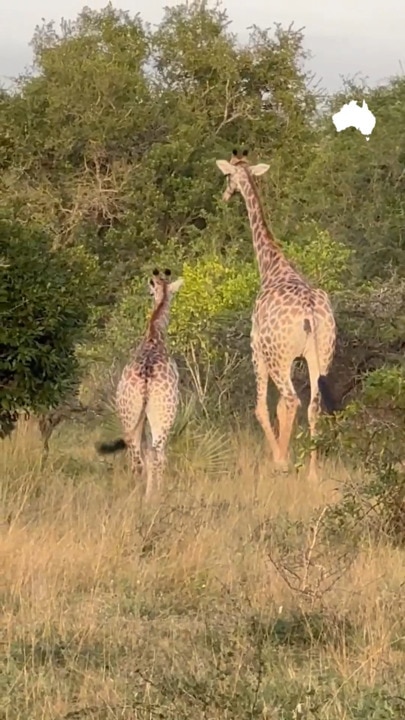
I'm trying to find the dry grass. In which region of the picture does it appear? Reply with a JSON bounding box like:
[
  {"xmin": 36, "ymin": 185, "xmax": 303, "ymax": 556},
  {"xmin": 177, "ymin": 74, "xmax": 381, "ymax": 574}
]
[{"xmin": 1, "ymin": 419, "xmax": 404, "ymax": 719}]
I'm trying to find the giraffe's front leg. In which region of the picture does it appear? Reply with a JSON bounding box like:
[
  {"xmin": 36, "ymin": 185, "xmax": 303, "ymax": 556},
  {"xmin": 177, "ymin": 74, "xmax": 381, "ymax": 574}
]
[
  {"xmin": 266, "ymin": 356, "xmax": 301, "ymax": 472},
  {"xmin": 275, "ymin": 393, "xmax": 300, "ymax": 468},
  {"xmin": 251, "ymin": 344, "xmax": 280, "ymax": 462}
]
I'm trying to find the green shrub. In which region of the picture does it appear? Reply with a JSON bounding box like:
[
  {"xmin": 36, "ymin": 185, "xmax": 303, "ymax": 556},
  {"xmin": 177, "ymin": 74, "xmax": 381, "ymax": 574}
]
[
  {"xmin": 316, "ymin": 366, "xmax": 405, "ymax": 546},
  {"xmin": 282, "ymin": 220, "xmax": 352, "ymax": 293},
  {"xmin": 0, "ymin": 212, "xmax": 98, "ymax": 436}
]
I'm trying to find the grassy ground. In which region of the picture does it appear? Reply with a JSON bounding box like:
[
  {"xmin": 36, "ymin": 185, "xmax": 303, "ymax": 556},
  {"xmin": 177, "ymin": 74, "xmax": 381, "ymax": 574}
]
[{"xmin": 1, "ymin": 418, "xmax": 404, "ymax": 719}]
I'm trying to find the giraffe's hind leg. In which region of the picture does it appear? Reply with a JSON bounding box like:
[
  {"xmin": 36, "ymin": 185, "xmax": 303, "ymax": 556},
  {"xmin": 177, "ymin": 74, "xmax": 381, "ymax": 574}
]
[
  {"xmin": 126, "ymin": 415, "xmax": 146, "ymax": 478},
  {"xmin": 305, "ymin": 348, "xmax": 334, "ymax": 481},
  {"xmin": 268, "ymin": 359, "xmax": 300, "ymax": 470},
  {"xmin": 118, "ymin": 388, "xmax": 146, "ymax": 479},
  {"xmin": 144, "ymin": 385, "xmax": 178, "ymax": 500}
]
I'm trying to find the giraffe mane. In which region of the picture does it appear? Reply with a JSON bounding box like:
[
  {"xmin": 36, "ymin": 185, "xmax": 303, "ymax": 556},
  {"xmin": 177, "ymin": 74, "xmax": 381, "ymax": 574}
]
[
  {"xmin": 147, "ymin": 269, "xmax": 170, "ymax": 341},
  {"xmin": 238, "ymin": 164, "xmax": 281, "ymax": 248}
]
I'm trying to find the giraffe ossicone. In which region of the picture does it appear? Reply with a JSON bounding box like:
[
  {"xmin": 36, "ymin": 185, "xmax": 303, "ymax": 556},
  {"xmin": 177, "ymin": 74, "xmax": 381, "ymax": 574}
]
[
  {"xmin": 95, "ymin": 267, "xmax": 183, "ymax": 499},
  {"xmin": 216, "ymin": 148, "xmax": 337, "ymax": 479}
]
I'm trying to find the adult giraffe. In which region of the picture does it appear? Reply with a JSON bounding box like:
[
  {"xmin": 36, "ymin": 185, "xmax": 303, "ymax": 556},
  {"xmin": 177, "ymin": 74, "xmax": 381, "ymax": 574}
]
[
  {"xmin": 96, "ymin": 268, "xmax": 183, "ymax": 499},
  {"xmin": 216, "ymin": 149, "xmax": 336, "ymax": 479}
]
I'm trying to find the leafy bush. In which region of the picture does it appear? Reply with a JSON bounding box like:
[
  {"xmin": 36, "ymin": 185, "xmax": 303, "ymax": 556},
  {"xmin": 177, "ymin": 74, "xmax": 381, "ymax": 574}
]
[
  {"xmin": 0, "ymin": 212, "xmax": 98, "ymax": 436},
  {"xmin": 282, "ymin": 220, "xmax": 353, "ymax": 293},
  {"xmin": 316, "ymin": 366, "xmax": 405, "ymax": 546},
  {"xmin": 168, "ymin": 254, "xmax": 257, "ymax": 354}
]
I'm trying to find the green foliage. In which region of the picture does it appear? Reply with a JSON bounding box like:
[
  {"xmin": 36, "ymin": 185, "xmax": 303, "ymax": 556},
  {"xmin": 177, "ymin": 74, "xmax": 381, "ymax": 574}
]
[
  {"xmin": 300, "ymin": 78, "xmax": 405, "ymax": 281},
  {"xmin": 96, "ymin": 276, "xmax": 146, "ymax": 363},
  {"xmin": 0, "ymin": 211, "xmax": 98, "ymax": 435},
  {"xmin": 97, "ymin": 252, "xmax": 256, "ymax": 367},
  {"xmin": 315, "ymin": 365, "xmax": 405, "ymax": 546},
  {"xmin": 282, "ymin": 220, "xmax": 352, "ymax": 293},
  {"xmin": 168, "ymin": 254, "xmax": 257, "ymax": 356},
  {"xmin": 362, "ymin": 365, "xmax": 405, "ymax": 409},
  {"xmin": 0, "ymin": 0, "xmax": 319, "ymax": 320}
]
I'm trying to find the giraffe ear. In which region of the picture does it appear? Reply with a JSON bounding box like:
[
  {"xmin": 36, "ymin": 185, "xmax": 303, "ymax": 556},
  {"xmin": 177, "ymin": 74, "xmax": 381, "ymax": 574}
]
[
  {"xmin": 250, "ymin": 163, "xmax": 270, "ymax": 177},
  {"xmin": 216, "ymin": 159, "xmax": 236, "ymax": 175},
  {"xmin": 168, "ymin": 277, "xmax": 184, "ymax": 294}
]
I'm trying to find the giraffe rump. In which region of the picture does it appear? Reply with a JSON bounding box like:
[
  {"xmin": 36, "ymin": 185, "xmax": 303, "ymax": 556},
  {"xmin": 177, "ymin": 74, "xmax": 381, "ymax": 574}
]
[
  {"xmin": 96, "ymin": 438, "xmax": 127, "ymax": 454},
  {"xmin": 304, "ymin": 316, "xmax": 338, "ymax": 415}
]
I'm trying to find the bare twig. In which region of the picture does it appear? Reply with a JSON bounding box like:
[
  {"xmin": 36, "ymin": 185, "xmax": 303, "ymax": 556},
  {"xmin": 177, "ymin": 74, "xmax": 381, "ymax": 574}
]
[{"xmin": 267, "ymin": 506, "xmax": 355, "ymax": 609}]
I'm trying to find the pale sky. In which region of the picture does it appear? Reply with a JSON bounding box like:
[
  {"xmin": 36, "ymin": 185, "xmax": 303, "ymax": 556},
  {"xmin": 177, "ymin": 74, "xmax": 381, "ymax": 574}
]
[{"xmin": 0, "ymin": 0, "xmax": 404, "ymax": 92}]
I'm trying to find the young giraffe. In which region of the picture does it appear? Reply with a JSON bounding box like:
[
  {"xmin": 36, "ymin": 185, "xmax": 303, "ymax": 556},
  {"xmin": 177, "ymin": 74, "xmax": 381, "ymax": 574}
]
[
  {"xmin": 216, "ymin": 149, "xmax": 337, "ymax": 479},
  {"xmin": 96, "ymin": 268, "xmax": 184, "ymax": 498}
]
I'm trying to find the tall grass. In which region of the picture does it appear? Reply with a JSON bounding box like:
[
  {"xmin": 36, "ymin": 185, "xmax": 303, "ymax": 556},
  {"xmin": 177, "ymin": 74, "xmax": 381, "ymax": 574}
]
[{"xmin": 1, "ymin": 418, "xmax": 404, "ymax": 719}]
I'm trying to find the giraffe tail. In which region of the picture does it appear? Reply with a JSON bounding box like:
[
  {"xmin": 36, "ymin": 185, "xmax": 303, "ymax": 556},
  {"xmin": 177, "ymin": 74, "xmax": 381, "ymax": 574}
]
[
  {"xmin": 95, "ymin": 390, "xmax": 148, "ymax": 456},
  {"xmin": 304, "ymin": 316, "xmax": 338, "ymax": 415},
  {"xmin": 317, "ymin": 376, "xmax": 337, "ymax": 415},
  {"xmin": 95, "ymin": 438, "xmax": 127, "ymax": 454}
]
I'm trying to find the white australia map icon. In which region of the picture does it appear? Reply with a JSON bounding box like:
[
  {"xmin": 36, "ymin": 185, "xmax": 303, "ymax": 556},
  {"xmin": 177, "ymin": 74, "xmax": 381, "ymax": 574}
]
[{"xmin": 332, "ymin": 100, "xmax": 376, "ymax": 141}]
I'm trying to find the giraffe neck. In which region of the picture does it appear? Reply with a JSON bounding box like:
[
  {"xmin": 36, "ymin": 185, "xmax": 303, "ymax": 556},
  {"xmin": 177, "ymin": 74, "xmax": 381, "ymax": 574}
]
[
  {"xmin": 146, "ymin": 296, "xmax": 170, "ymax": 343},
  {"xmin": 238, "ymin": 171, "xmax": 288, "ymax": 284}
]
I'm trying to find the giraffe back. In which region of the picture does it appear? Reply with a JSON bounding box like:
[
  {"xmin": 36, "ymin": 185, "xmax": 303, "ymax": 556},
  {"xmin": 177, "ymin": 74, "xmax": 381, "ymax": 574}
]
[{"xmin": 116, "ymin": 269, "xmax": 183, "ymax": 422}]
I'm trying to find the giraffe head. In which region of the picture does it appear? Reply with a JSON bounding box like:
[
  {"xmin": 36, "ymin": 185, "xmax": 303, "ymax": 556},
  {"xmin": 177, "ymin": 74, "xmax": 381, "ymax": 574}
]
[
  {"xmin": 148, "ymin": 267, "xmax": 184, "ymax": 305},
  {"xmin": 215, "ymin": 149, "xmax": 270, "ymax": 202}
]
